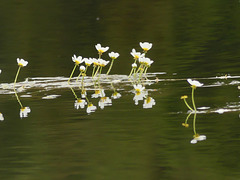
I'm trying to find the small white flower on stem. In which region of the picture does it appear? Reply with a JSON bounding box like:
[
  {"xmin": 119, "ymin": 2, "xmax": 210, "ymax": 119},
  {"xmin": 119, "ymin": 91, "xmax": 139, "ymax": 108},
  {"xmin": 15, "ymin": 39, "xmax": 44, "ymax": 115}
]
[
  {"xmin": 139, "ymin": 42, "xmax": 152, "ymax": 52},
  {"xmin": 17, "ymin": 58, "xmax": 28, "ymax": 67},
  {"xmin": 187, "ymin": 79, "xmax": 203, "ymax": 88},
  {"xmin": 109, "ymin": 52, "xmax": 120, "ymax": 59},
  {"xmin": 72, "ymin": 55, "xmax": 83, "ymax": 65},
  {"xmin": 95, "ymin": 44, "xmax": 109, "ymax": 54}
]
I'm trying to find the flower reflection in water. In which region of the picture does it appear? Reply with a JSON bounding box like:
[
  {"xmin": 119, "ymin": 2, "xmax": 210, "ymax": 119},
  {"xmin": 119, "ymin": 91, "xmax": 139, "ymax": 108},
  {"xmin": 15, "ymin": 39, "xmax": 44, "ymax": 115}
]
[
  {"xmin": 111, "ymin": 92, "xmax": 121, "ymax": 99},
  {"xmin": 98, "ymin": 97, "xmax": 112, "ymax": 109},
  {"xmin": 20, "ymin": 107, "xmax": 31, "ymax": 119},
  {"xmin": 0, "ymin": 113, "xmax": 4, "ymax": 121},
  {"xmin": 143, "ymin": 96, "xmax": 156, "ymax": 109},
  {"xmin": 74, "ymin": 99, "xmax": 87, "ymax": 109},
  {"xmin": 86, "ymin": 103, "xmax": 97, "ymax": 114},
  {"xmin": 182, "ymin": 112, "xmax": 207, "ymax": 144},
  {"xmin": 91, "ymin": 89, "xmax": 105, "ymax": 98}
]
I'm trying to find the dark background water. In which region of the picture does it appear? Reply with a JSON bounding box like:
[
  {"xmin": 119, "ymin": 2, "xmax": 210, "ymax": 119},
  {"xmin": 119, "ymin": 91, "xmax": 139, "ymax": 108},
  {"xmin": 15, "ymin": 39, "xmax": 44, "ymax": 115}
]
[{"xmin": 0, "ymin": 0, "xmax": 240, "ymax": 179}]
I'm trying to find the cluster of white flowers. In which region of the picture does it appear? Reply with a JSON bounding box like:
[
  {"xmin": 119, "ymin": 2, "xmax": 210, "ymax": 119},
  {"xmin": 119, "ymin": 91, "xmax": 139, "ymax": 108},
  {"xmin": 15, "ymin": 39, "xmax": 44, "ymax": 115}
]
[
  {"xmin": 129, "ymin": 42, "xmax": 156, "ymax": 109},
  {"xmin": 68, "ymin": 44, "xmax": 122, "ymax": 114}
]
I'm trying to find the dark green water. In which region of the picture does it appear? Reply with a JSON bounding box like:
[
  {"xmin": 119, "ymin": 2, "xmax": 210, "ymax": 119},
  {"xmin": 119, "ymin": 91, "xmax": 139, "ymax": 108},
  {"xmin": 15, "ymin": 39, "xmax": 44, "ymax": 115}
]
[{"xmin": 1, "ymin": 0, "xmax": 240, "ymax": 179}]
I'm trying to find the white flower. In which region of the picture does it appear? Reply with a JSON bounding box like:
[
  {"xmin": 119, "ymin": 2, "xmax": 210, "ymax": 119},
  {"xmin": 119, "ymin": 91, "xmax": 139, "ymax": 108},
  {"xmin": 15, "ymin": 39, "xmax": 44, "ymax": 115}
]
[
  {"xmin": 143, "ymin": 97, "xmax": 156, "ymax": 109},
  {"xmin": 98, "ymin": 97, "xmax": 112, "ymax": 109},
  {"xmin": 93, "ymin": 58, "xmax": 100, "ymax": 66},
  {"xmin": 20, "ymin": 107, "xmax": 31, "ymax": 118},
  {"xmin": 98, "ymin": 59, "xmax": 110, "ymax": 67},
  {"xmin": 132, "ymin": 63, "xmax": 137, "ymax": 68},
  {"xmin": 84, "ymin": 58, "xmax": 94, "ymax": 66},
  {"xmin": 74, "ymin": 99, "xmax": 87, "ymax": 109},
  {"xmin": 95, "ymin": 44, "xmax": 109, "ymax": 54},
  {"xmin": 190, "ymin": 134, "xmax": 206, "ymax": 144},
  {"xmin": 80, "ymin": 65, "xmax": 86, "ymax": 72},
  {"xmin": 140, "ymin": 42, "xmax": 152, "ymax": 52},
  {"xmin": 0, "ymin": 69, "xmax": 2, "ymax": 74},
  {"xmin": 17, "ymin": 58, "xmax": 28, "ymax": 67},
  {"xmin": 72, "ymin": 55, "xmax": 83, "ymax": 65},
  {"xmin": 133, "ymin": 91, "xmax": 147, "ymax": 105},
  {"xmin": 109, "ymin": 52, "xmax": 120, "ymax": 59},
  {"xmin": 187, "ymin": 79, "xmax": 204, "ymax": 87},
  {"xmin": 91, "ymin": 89, "xmax": 105, "ymax": 98},
  {"xmin": 133, "ymin": 84, "xmax": 145, "ymax": 94},
  {"xmin": 0, "ymin": 113, "xmax": 4, "ymax": 121},
  {"xmin": 139, "ymin": 57, "xmax": 154, "ymax": 66},
  {"xmin": 130, "ymin": 49, "xmax": 143, "ymax": 60},
  {"xmin": 86, "ymin": 103, "xmax": 97, "ymax": 114},
  {"xmin": 111, "ymin": 92, "xmax": 121, "ymax": 99}
]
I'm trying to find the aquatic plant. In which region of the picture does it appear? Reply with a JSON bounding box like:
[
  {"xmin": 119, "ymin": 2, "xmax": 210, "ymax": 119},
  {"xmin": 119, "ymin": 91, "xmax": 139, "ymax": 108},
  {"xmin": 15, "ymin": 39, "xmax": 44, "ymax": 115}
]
[
  {"xmin": 182, "ymin": 112, "xmax": 207, "ymax": 144},
  {"xmin": 68, "ymin": 55, "xmax": 84, "ymax": 84},
  {"xmin": 181, "ymin": 79, "xmax": 203, "ymax": 112},
  {"xmin": 106, "ymin": 52, "xmax": 120, "ymax": 75},
  {"xmin": 14, "ymin": 58, "xmax": 31, "ymax": 118}
]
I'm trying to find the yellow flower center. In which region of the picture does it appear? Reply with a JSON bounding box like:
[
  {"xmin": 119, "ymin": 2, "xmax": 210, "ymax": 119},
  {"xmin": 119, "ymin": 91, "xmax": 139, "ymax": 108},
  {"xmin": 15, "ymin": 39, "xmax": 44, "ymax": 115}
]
[
  {"xmin": 182, "ymin": 123, "xmax": 189, "ymax": 128},
  {"xmin": 75, "ymin": 61, "xmax": 80, "ymax": 65},
  {"xmin": 146, "ymin": 97, "xmax": 151, "ymax": 104},
  {"xmin": 143, "ymin": 48, "xmax": 149, "ymax": 51},
  {"xmin": 77, "ymin": 99, "xmax": 83, "ymax": 103},
  {"xmin": 180, "ymin": 95, "xmax": 188, "ymax": 99},
  {"xmin": 98, "ymin": 50, "xmax": 104, "ymax": 54},
  {"xmin": 101, "ymin": 97, "xmax": 107, "ymax": 101},
  {"xmin": 136, "ymin": 89, "xmax": 141, "ymax": 95},
  {"xmin": 193, "ymin": 134, "xmax": 199, "ymax": 138},
  {"xmin": 134, "ymin": 55, "xmax": 139, "ymax": 60},
  {"xmin": 95, "ymin": 90, "xmax": 100, "ymax": 94},
  {"xmin": 18, "ymin": 63, "xmax": 23, "ymax": 67}
]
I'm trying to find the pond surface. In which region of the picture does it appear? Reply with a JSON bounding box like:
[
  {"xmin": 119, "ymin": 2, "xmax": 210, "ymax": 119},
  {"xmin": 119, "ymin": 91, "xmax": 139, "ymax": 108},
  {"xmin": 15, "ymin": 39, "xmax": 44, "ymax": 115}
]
[{"xmin": 1, "ymin": 0, "xmax": 240, "ymax": 179}]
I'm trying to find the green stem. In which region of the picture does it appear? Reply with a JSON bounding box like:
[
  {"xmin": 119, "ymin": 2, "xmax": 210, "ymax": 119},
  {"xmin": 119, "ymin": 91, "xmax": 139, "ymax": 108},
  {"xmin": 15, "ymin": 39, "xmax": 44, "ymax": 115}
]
[
  {"xmin": 191, "ymin": 87, "xmax": 197, "ymax": 111},
  {"xmin": 85, "ymin": 96, "xmax": 90, "ymax": 104},
  {"xmin": 128, "ymin": 68, "xmax": 134, "ymax": 78},
  {"xmin": 136, "ymin": 64, "xmax": 143, "ymax": 74},
  {"xmin": 13, "ymin": 66, "xmax": 23, "ymax": 108},
  {"xmin": 185, "ymin": 112, "xmax": 193, "ymax": 124},
  {"xmin": 193, "ymin": 112, "xmax": 197, "ymax": 135},
  {"xmin": 143, "ymin": 66, "xmax": 148, "ymax": 78},
  {"xmin": 97, "ymin": 66, "xmax": 103, "ymax": 84},
  {"xmin": 68, "ymin": 64, "xmax": 77, "ymax": 84},
  {"xmin": 76, "ymin": 72, "xmax": 82, "ymax": 83},
  {"xmin": 106, "ymin": 59, "xmax": 114, "ymax": 75},
  {"xmin": 92, "ymin": 66, "xmax": 96, "ymax": 78},
  {"xmin": 94, "ymin": 66, "xmax": 100, "ymax": 78},
  {"xmin": 183, "ymin": 99, "xmax": 194, "ymax": 111},
  {"xmin": 69, "ymin": 86, "xmax": 78, "ymax": 100},
  {"xmin": 138, "ymin": 67, "xmax": 144, "ymax": 83}
]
